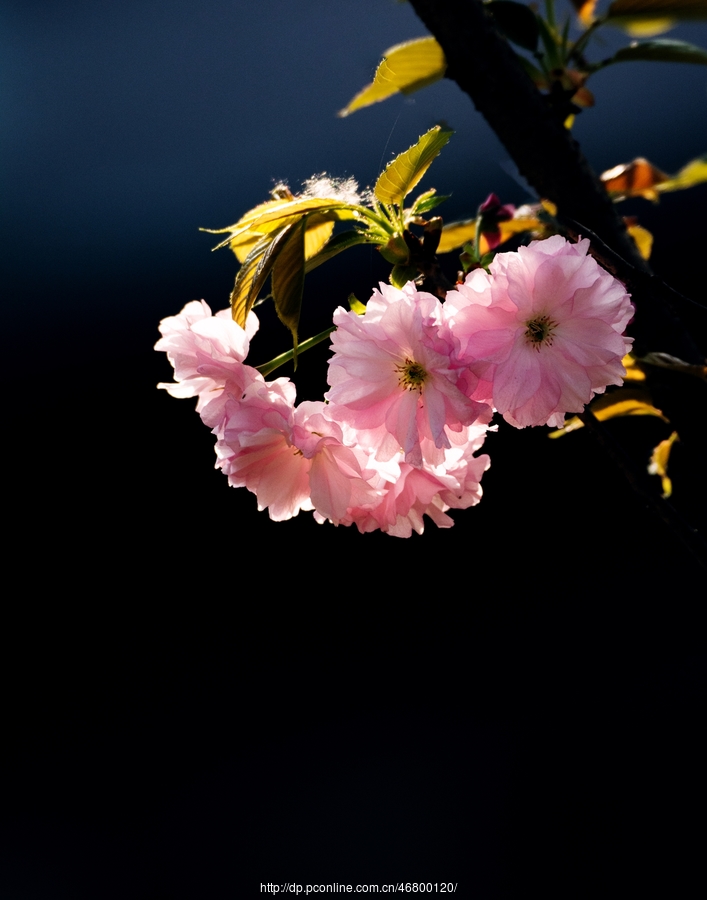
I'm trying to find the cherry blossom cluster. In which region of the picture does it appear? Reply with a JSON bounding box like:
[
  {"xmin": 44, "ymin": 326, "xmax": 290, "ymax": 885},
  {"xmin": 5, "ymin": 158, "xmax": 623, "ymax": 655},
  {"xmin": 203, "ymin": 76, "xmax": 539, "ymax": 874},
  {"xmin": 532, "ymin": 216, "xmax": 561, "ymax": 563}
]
[{"xmin": 156, "ymin": 236, "xmax": 633, "ymax": 536}]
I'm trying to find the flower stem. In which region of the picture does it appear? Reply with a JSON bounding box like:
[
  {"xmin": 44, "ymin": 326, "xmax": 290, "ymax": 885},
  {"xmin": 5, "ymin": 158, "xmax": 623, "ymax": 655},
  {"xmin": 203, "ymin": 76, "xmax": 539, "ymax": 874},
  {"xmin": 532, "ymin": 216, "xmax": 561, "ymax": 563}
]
[{"xmin": 255, "ymin": 326, "xmax": 336, "ymax": 377}]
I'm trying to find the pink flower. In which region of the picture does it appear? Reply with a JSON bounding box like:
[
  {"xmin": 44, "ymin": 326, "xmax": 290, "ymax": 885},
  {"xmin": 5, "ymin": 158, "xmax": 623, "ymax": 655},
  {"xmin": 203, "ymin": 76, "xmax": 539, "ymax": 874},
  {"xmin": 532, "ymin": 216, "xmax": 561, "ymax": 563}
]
[
  {"xmin": 325, "ymin": 282, "xmax": 489, "ymax": 466},
  {"xmin": 318, "ymin": 414, "xmax": 493, "ymax": 537},
  {"xmin": 445, "ymin": 235, "xmax": 634, "ymax": 428},
  {"xmin": 155, "ymin": 300, "xmax": 262, "ymax": 431},
  {"xmin": 214, "ymin": 377, "xmax": 313, "ymax": 521},
  {"xmin": 216, "ymin": 392, "xmax": 380, "ymax": 523}
]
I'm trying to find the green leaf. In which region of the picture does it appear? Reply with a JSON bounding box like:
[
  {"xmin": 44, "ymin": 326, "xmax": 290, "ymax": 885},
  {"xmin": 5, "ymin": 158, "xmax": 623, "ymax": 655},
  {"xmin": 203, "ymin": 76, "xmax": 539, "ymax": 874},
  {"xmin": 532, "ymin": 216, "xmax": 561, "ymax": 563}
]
[
  {"xmin": 390, "ymin": 264, "xmax": 419, "ymax": 288},
  {"xmin": 230, "ymin": 226, "xmax": 292, "ymax": 328},
  {"xmin": 410, "ymin": 188, "xmax": 450, "ymax": 215},
  {"xmin": 607, "ymin": 37, "xmax": 707, "ymax": 64},
  {"xmin": 516, "ymin": 54, "xmax": 548, "ymax": 87},
  {"xmin": 339, "ymin": 37, "xmax": 446, "ymax": 116},
  {"xmin": 348, "ymin": 293, "xmax": 367, "ymax": 314},
  {"xmin": 374, "ymin": 125, "xmax": 454, "ymax": 206},
  {"xmin": 485, "ymin": 0, "xmax": 539, "ymax": 52},
  {"xmin": 535, "ymin": 12, "xmax": 563, "ymax": 69},
  {"xmin": 271, "ymin": 219, "xmax": 306, "ymax": 363},
  {"xmin": 379, "ymin": 233, "xmax": 410, "ymax": 264},
  {"xmin": 255, "ymin": 325, "xmax": 336, "ymax": 378},
  {"xmin": 304, "ymin": 230, "xmax": 369, "ymax": 274}
]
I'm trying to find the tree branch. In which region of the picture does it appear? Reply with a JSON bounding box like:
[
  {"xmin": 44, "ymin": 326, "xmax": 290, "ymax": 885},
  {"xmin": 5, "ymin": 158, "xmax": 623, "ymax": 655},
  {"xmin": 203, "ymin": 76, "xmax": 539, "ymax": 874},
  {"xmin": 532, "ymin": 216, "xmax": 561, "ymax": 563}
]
[{"xmin": 408, "ymin": 1, "xmax": 647, "ymax": 262}]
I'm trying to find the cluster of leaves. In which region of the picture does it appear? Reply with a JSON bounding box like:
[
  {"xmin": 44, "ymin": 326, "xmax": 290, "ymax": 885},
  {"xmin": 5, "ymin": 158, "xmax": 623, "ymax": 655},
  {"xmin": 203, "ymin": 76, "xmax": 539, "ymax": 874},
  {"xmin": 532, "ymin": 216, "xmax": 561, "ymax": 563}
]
[
  {"xmin": 205, "ymin": 126, "xmax": 458, "ymax": 364},
  {"xmin": 339, "ymin": 0, "xmax": 707, "ymax": 126}
]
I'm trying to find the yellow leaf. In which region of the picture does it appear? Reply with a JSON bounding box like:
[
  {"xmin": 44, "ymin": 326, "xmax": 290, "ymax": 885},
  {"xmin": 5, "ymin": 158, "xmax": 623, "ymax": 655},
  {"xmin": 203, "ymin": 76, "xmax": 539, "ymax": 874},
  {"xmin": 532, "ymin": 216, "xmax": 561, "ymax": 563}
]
[
  {"xmin": 622, "ymin": 354, "xmax": 647, "ymax": 381},
  {"xmin": 271, "ymin": 219, "xmax": 306, "ymax": 361},
  {"xmin": 437, "ymin": 220, "xmax": 478, "ymax": 254},
  {"xmin": 374, "ymin": 125, "xmax": 453, "ymax": 206},
  {"xmin": 339, "ymin": 37, "xmax": 446, "ymax": 117},
  {"xmin": 623, "ymin": 17, "xmax": 676, "ymax": 34},
  {"xmin": 648, "ymin": 430, "xmax": 679, "ymax": 497},
  {"xmin": 231, "ymin": 233, "xmax": 263, "ymax": 264},
  {"xmin": 658, "ymin": 153, "xmax": 707, "ymax": 191},
  {"xmin": 207, "ymin": 197, "xmax": 357, "ymax": 255},
  {"xmin": 373, "ymin": 125, "xmax": 454, "ymax": 204},
  {"xmin": 302, "ymin": 215, "xmax": 336, "ymax": 261},
  {"xmin": 548, "ymin": 388, "xmax": 668, "ymax": 436},
  {"xmin": 627, "ymin": 223, "xmax": 653, "ymax": 259},
  {"xmin": 437, "ymin": 212, "xmax": 543, "ymax": 254},
  {"xmin": 347, "ymin": 294, "xmax": 367, "ymax": 315},
  {"xmin": 230, "ymin": 225, "xmax": 294, "ymax": 328}
]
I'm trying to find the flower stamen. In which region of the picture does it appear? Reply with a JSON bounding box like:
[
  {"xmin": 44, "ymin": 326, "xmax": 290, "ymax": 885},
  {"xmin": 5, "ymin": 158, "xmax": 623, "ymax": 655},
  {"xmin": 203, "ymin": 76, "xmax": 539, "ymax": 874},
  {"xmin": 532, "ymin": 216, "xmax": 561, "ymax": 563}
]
[
  {"xmin": 396, "ymin": 358, "xmax": 428, "ymax": 392},
  {"xmin": 524, "ymin": 314, "xmax": 557, "ymax": 351}
]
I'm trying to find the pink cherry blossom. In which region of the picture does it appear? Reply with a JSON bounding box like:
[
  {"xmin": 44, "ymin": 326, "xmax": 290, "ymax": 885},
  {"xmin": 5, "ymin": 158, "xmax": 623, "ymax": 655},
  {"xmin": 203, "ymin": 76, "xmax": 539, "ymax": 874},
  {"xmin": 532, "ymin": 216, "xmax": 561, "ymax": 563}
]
[
  {"xmin": 317, "ymin": 414, "xmax": 493, "ymax": 537},
  {"xmin": 155, "ymin": 300, "xmax": 262, "ymax": 430},
  {"xmin": 216, "ymin": 392, "xmax": 381, "ymax": 524},
  {"xmin": 325, "ymin": 282, "xmax": 489, "ymax": 466},
  {"xmin": 444, "ymin": 235, "xmax": 634, "ymax": 428}
]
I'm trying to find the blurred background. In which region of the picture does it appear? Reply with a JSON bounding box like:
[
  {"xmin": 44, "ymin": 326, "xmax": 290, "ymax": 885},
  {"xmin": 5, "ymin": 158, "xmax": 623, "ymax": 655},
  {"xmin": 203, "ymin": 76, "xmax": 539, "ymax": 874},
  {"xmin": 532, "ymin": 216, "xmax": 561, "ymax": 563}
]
[{"xmin": 2, "ymin": 1, "xmax": 706, "ymax": 896}]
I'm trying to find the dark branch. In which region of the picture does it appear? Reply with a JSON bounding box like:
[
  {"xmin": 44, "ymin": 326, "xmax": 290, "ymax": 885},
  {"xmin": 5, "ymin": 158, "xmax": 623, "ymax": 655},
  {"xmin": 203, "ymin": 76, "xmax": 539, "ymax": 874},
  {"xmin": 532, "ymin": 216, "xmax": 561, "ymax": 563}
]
[{"xmin": 408, "ymin": 0, "xmax": 647, "ymax": 267}]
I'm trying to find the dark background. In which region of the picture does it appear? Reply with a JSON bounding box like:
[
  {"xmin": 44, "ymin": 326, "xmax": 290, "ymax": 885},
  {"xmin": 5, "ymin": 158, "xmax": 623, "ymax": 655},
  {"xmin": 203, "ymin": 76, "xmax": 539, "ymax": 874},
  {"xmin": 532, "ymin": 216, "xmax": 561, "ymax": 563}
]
[{"xmin": 2, "ymin": 1, "xmax": 706, "ymax": 896}]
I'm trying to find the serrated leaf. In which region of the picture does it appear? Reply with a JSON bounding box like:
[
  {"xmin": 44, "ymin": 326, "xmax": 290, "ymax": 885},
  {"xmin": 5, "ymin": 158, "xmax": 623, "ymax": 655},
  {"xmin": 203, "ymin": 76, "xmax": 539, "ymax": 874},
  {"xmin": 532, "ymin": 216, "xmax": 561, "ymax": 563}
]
[
  {"xmin": 608, "ymin": 37, "xmax": 707, "ymax": 65},
  {"xmin": 230, "ymin": 225, "xmax": 293, "ymax": 328},
  {"xmin": 374, "ymin": 125, "xmax": 453, "ymax": 206},
  {"xmin": 230, "ymin": 213, "xmax": 335, "ymax": 263},
  {"xmin": 247, "ymin": 197, "xmax": 353, "ymax": 227},
  {"xmin": 230, "ymin": 232, "xmax": 263, "ymax": 264},
  {"xmin": 205, "ymin": 197, "xmax": 297, "ymax": 237},
  {"xmin": 208, "ymin": 197, "xmax": 359, "ymax": 254},
  {"xmin": 410, "ymin": 189, "xmax": 450, "ymax": 215},
  {"xmin": 485, "ymin": 0, "xmax": 540, "ymax": 51},
  {"xmin": 339, "ymin": 37, "xmax": 446, "ymax": 117},
  {"xmin": 271, "ymin": 219, "xmax": 306, "ymax": 362}
]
